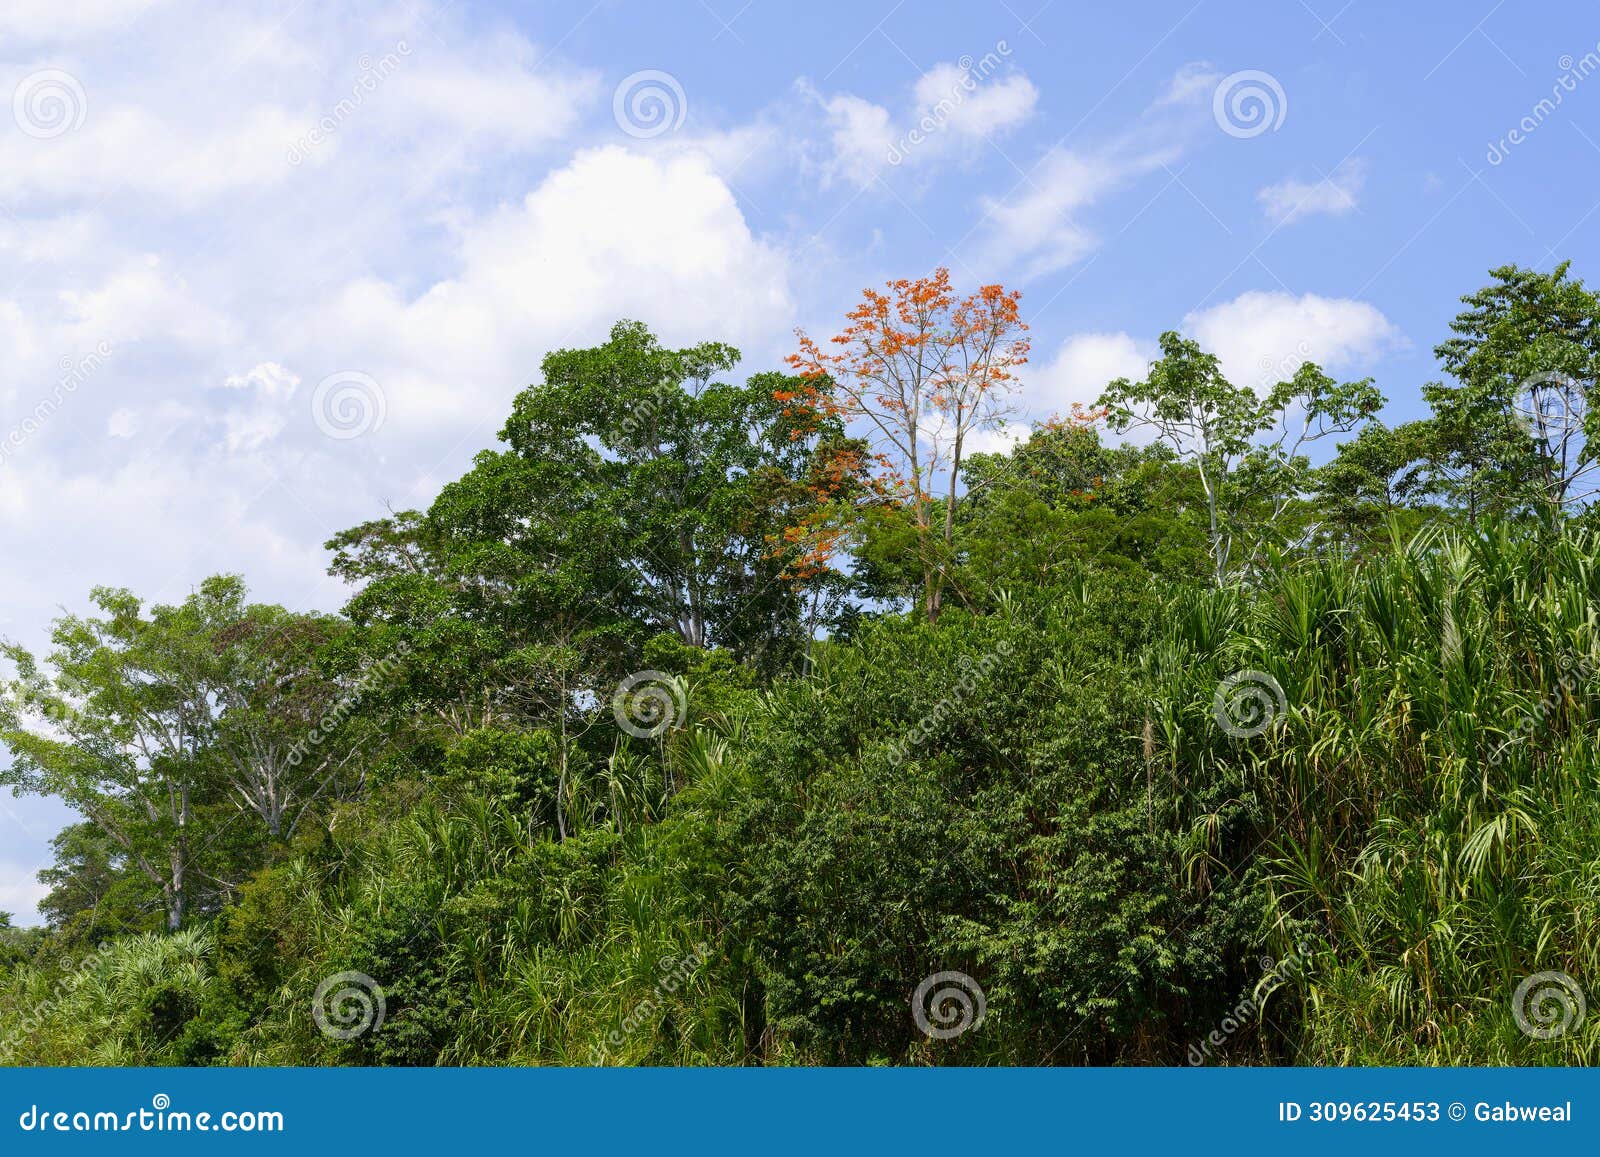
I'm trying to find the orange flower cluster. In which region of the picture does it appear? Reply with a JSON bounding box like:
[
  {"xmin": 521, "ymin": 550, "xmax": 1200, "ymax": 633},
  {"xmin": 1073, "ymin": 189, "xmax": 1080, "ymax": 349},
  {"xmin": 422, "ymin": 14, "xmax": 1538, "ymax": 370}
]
[
  {"xmin": 784, "ymin": 269, "xmax": 1029, "ymax": 437},
  {"xmin": 772, "ymin": 269, "xmax": 1031, "ymax": 608}
]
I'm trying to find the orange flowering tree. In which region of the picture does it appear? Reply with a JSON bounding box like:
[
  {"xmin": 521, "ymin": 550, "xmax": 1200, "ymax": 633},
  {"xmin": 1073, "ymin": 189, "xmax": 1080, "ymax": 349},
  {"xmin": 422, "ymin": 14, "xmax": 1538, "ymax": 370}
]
[{"xmin": 784, "ymin": 269, "xmax": 1029, "ymax": 622}]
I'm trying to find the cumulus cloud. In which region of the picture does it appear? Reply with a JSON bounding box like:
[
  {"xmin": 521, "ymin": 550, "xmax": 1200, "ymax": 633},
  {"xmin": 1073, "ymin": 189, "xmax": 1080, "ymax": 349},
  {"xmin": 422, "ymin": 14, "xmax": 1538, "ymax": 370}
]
[
  {"xmin": 1029, "ymin": 331, "xmax": 1157, "ymax": 414},
  {"xmin": 214, "ymin": 362, "xmax": 300, "ymax": 452},
  {"xmin": 1014, "ymin": 292, "xmax": 1401, "ymax": 432},
  {"xmin": 296, "ymin": 146, "xmax": 794, "ymax": 437},
  {"xmin": 815, "ymin": 91, "xmax": 898, "ymax": 188},
  {"xmin": 0, "ymin": 6, "xmax": 796, "ymax": 671},
  {"xmin": 1258, "ymin": 159, "xmax": 1368, "ymax": 225},
  {"xmin": 1182, "ymin": 290, "xmax": 1403, "ymax": 390},
  {"xmin": 0, "ymin": 6, "xmax": 597, "ymax": 207}
]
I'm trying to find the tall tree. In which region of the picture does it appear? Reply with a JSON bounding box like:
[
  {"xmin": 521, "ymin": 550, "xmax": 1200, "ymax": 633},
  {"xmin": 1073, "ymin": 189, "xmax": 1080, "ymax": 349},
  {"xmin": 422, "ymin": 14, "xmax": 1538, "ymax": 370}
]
[
  {"xmin": 1099, "ymin": 333, "xmax": 1382, "ymax": 582},
  {"xmin": 0, "ymin": 582, "xmax": 238, "ymax": 930},
  {"xmin": 1420, "ymin": 262, "xmax": 1600, "ymax": 518},
  {"xmin": 787, "ymin": 268, "xmax": 1029, "ymax": 622},
  {"xmin": 325, "ymin": 323, "xmax": 852, "ymax": 809},
  {"xmin": 210, "ymin": 610, "xmax": 373, "ymax": 840},
  {"xmin": 0, "ymin": 578, "xmax": 352, "ymax": 928},
  {"xmin": 502, "ymin": 323, "xmax": 848, "ymax": 659}
]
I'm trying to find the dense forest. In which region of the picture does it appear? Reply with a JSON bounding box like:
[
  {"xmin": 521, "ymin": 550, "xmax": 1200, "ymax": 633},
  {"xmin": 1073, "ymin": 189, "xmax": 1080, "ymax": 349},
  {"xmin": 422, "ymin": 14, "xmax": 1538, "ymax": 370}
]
[{"xmin": 3, "ymin": 262, "xmax": 1599, "ymax": 1066}]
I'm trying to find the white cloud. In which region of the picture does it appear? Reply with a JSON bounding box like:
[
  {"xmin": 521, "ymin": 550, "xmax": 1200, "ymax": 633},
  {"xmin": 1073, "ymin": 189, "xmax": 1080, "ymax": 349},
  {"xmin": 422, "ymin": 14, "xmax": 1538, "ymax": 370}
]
[
  {"xmin": 1157, "ymin": 62, "xmax": 1222, "ymax": 107},
  {"xmin": 817, "ymin": 91, "xmax": 897, "ymax": 188},
  {"xmin": 59, "ymin": 258, "xmax": 234, "ymax": 351},
  {"xmin": 0, "ymin": 101, "xmax": 316, "ymax": 204},
  {"xmin": 976, "ymin": 145, "xmax": 1176, "ymax": 279},
  {"xmin": 0, "ymin": 8, "xmax": 597, "ymax": 207},
  {"xmin": 0, "ymin": 452, "xmax": 338, "ymax": 652},
  {"xmin": 971, "ymin": 64, "xmax": 1211, "ymax": 279},
  {"xmin": 910, "ymin": 63, "xmax": 1038, "ymax": 142},
  {"xmin": 295, "ymin": 146, "xmax": 794, "ymax": 436},
  {"xmin": 1258, "ymin": 159, "xmax": 1367, "ymax": 225},
  {"xmin": 215, "ymin": 362, "xmax": 300, "ymax": 451},
  {"xmin": 810, "ymin": 58, "xmax": 1037, "ymax": 188},
  {"xmin": 1010, "ymin": 295, "xmax": 1400, "ymax": 430},
  {"xmin": 381, "ymin": 43, "xmax": 598, "ymax": 155},
  {"xmin": 0, "ymin": 0, "xmax": 168, "ymax": 41},
  {"xmin": 1182, "ymin": 290, "xmax": 1403, "ymax": 389},
  {"xmin": 1029, "ymin": 331, "xmax": 1156, "ymax": 415}
]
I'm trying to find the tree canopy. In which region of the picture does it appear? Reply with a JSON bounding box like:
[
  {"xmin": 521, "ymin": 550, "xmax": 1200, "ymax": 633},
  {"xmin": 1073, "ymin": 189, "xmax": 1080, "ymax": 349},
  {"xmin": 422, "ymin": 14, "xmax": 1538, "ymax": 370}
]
[{"xmin": 4, "ymin": 266, "xmax": 1600, "ymax": 1068}]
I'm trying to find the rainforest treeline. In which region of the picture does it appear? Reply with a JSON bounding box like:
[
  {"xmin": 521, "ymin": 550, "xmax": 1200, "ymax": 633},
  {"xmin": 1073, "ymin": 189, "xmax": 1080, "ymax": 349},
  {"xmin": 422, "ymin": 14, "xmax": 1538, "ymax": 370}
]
[{"xmin": 3, "ymin": 263, "xmax": 1600, "ymax": 1065}]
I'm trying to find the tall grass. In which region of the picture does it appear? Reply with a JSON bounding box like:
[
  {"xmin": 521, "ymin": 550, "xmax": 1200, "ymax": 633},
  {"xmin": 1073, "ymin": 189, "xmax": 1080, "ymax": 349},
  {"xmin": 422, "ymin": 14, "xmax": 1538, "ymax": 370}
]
[{"xmin": 1152, "ymin": 523, "xmax": 1600, "ymax": 1062}]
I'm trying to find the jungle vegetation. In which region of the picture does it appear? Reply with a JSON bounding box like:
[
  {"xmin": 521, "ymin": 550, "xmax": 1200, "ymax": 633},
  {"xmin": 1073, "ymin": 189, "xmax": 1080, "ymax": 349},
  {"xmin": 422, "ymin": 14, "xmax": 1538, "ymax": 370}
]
[{"xmin": 3, "ymin": 263, "xmax": 1600, "ymax": 1066}]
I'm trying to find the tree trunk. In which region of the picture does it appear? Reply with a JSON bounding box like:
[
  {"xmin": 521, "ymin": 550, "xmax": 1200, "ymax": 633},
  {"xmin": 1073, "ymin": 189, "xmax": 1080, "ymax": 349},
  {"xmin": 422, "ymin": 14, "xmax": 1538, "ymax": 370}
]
[
  {"xmin": 168, "ymin": 785, "xmax": 190, "ymax": 930},
  {"xmin": 167, "ymin": 849, "xmax": 185, "ymax": 931}
]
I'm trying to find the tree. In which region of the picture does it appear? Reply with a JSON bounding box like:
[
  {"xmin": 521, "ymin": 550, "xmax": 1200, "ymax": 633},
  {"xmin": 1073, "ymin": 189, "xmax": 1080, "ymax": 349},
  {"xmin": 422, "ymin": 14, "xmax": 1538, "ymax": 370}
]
[
  {"xmin": 1098, "ymin": 333, "xmax": 1382, "ymax": 582},
  {"xmin": 1, "ymin": 583, "xmax": 234, "ymax": 930},
  {"xmin": 503, "ymin": 324, "xmax": 849, "ymax": 660},
  {"xmin": 0, "ymin": 578, "xmax": 352, "ymax": 929},
  {"xmin": 787, "ymin": 268, "xmax": 1029, "ymax": 622},
  {"xmin": 209, "ymin": 610, "xmax": 374, "ymax": 840},
  {"xmin": 327, "ymin": 322, "xmax": 854, "ymax": 832},
  {"xmin": 36, "ymin": 821, "xmax": 167, "ymax": 941},
  {"xmin": 1420, "ymin": 262, "xmax": 1600, "ymax": 518},
  {"xmin": 954, "ymin": 419, "xmax": 1212, "ymax": 596},
  {"xmin": 329, "ymin": 322, "xmax": 848, "ymax": 707},
  {"xmin": 1312, "ymin": 420, "xmax": 1436, "ymax": 548}
]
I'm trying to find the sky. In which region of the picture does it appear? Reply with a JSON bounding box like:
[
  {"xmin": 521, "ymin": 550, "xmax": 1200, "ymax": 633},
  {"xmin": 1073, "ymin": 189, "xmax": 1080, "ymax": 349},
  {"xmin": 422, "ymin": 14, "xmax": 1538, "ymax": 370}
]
[{"xmin": 1, "ymin": 0, "xmax": 1597, "ymax": 921}]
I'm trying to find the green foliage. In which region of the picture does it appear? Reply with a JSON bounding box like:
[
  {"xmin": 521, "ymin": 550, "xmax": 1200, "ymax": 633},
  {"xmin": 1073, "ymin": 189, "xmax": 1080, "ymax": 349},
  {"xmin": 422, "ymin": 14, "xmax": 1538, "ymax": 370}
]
[
  {"xmin": 7, "ymin": 266, "xmax": 1600, "ymax": 1069},
  {"xmin": 724, "ymin": 586, "xmax": 1263, "ymax": 1064},
  {"xmin": 0, "ymin": 930, "xmax": 214, "ymax": 1065},
  {"xmin": 1421, "ymin": 263, "xmax": 1600, "ymax": 517},
  {"xmin": 1147, "ymin": 526, "xmax": 1600, "ymax": 1062},
  {"xmin": 1099, "ymin": 331, "xmax": 1383, "ymax": 582}
]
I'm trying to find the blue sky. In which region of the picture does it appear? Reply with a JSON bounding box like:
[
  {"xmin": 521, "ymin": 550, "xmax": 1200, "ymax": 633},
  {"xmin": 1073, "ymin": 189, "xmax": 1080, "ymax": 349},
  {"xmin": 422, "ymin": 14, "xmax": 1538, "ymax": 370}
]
[{"xmin": 1, "ymin": 0, "xmax": 1597, "ymax": 920}]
